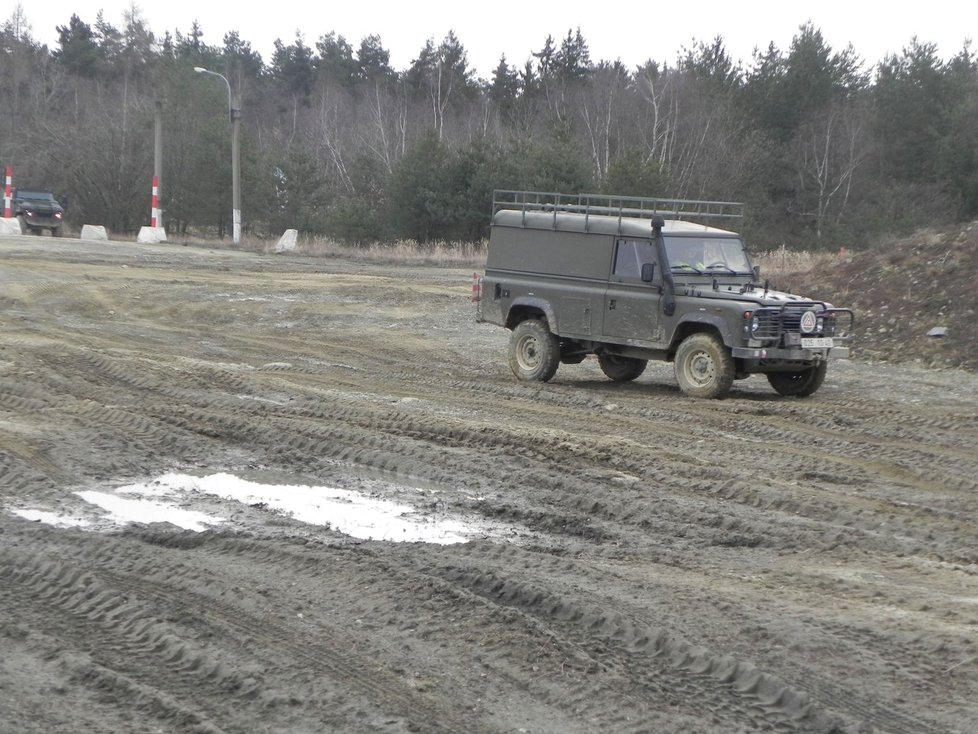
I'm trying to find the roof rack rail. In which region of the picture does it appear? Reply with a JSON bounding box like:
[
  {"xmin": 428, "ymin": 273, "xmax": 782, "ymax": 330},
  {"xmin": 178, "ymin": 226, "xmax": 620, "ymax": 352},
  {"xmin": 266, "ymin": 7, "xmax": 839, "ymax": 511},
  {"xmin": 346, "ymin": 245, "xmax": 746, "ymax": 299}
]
[{"xmin": 492, "ymin": 190, "xmax": 745, "ymax": 226}]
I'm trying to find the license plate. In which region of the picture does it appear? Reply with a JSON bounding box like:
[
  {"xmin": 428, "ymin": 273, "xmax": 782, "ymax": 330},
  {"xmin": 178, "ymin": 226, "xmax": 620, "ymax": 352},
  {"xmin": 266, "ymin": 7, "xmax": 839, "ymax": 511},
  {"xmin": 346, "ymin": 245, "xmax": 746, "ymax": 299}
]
[{"xmin": 801, "ymin": 337, "xmax": 834, "ymax": 348}]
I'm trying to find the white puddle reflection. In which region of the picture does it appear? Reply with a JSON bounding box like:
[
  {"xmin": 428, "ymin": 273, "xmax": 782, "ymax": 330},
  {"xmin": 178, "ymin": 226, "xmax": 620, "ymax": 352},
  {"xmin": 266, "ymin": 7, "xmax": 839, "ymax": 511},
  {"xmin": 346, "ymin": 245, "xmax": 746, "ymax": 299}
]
[
  {"xmin": 10, "ymin": 472, "xmax": 512, "ymax": 545},
  {"xmin": 77, "ymin": 489, "xmax": 220, "ymax": 532}
]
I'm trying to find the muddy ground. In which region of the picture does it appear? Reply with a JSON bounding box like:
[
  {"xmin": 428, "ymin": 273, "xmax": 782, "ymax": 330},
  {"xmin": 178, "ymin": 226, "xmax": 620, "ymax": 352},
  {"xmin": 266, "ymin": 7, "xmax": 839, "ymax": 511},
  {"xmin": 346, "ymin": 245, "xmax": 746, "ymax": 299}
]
[{"xmin": 1, "ymin": 235, "xmax": 976, "ymax": 734}]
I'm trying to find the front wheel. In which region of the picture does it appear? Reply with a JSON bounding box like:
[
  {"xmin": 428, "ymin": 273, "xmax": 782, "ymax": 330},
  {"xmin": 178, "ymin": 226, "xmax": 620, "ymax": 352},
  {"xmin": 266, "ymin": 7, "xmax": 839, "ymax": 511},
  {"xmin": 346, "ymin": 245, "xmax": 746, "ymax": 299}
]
[
  {"xmin": 766, "ymin": 362, "xmax": 828, "ymax": 397},
  {"xmin": 508, "ymin": 319, "xmax": 560, "ymax": 382},
  {"xmin": 598, "ymin": 354, "xmax": 647, "ymax": 382},
  {"xmin": 674, "ymin": 333, "xmax": 735, "ymax": 398}
]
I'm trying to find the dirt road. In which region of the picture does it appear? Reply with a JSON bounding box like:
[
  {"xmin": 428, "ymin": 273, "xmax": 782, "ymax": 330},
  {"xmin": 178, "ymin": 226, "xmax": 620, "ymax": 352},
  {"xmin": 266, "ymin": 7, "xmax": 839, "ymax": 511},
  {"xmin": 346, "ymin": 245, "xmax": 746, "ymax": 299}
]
[{"xmin": 2, "ymin": 236, "xmax": 976, "ymax": 733}]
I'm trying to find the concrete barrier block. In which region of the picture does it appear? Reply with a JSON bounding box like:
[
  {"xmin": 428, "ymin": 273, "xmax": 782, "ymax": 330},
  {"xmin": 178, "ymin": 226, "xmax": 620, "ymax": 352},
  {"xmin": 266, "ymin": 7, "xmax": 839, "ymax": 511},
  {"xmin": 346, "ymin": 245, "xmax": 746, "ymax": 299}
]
[
  {"xmin": 81, "ymin": 224, "xmax": 109, "ymax": 240},
  {"xmin": 0, "ymin": 217, "xmax": 23, "ymax": 235},
  {"xmin": 137, "ymin": 226, "xmax": 167, "ymax": 244},
  {"xmin": 275, "ymin": 229, "xmax": 298, "ymax": 253}
]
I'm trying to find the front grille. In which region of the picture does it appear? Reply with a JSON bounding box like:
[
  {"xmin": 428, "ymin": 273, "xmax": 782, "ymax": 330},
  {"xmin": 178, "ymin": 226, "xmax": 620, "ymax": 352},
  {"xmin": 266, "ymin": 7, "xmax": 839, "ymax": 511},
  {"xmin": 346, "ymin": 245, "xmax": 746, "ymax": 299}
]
[{"xmin": 750, "ymin": 303, "xmax": 854, "ymax": 343}]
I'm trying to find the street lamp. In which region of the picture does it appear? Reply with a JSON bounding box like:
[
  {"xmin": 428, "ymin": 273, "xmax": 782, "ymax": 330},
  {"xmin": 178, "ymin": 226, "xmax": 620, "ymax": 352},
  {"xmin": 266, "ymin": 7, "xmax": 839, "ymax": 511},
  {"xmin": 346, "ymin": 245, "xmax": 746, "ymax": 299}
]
[{"xmin": 194, "ymin": 66, "xmax": 241, "ymax": 245}]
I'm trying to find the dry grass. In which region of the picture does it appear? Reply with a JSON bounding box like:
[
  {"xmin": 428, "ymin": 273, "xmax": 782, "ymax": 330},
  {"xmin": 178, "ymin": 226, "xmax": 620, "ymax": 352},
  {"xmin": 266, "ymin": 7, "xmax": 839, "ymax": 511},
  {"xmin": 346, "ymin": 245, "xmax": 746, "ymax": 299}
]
[
  {"xmin": 175, "ymin": 233, "xmax": 491, "ymax": 268},
  {"xmin": 173, "ymin": 231, "xmax": 845, "ymax": 279},
  {"xmin": 751, "ymin": 244, "xmax": 844, "ymax": 279},
  {"xmin": 295, "ymin": 237, "xmax": 489, "ymax": 267}
]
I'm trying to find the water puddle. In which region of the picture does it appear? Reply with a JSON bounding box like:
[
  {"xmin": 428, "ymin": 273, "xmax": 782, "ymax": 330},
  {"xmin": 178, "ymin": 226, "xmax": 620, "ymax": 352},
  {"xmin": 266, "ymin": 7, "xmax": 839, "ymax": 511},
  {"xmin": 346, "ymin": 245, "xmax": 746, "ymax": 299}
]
[{"xmin": 9, "ymin": 472, "xmax": 518, "ymax": 545}]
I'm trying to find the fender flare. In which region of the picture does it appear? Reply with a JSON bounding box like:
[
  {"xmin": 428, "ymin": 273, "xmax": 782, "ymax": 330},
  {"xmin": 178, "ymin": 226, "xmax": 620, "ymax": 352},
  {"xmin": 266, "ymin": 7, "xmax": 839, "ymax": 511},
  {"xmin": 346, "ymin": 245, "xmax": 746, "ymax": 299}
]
[
  {"xmin": 505, "ymin": 296, "xmax": 559, "ymax": 332},
  {"xmin": 672, "ymin": 312, "xmax": 739, "ymax": 348}
]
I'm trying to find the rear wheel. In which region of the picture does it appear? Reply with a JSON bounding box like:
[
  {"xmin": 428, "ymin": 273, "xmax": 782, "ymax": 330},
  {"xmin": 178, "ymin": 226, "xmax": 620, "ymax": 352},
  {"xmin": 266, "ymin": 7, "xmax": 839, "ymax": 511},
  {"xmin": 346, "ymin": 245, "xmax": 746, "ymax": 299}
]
[
  {"xmin": 674, "ymin": 333, "xmax": 735, "ymax": 398},
  {"xmin": 508, "ymin": 319, "xmax": 560, "ymax": 382},
  {"xmin": 598, "ymin": 354, "xmax": 647, "ymax": 382},
  {"xmin": 767, "ymin": 362, "xmax": 828, "ymax": 397}
]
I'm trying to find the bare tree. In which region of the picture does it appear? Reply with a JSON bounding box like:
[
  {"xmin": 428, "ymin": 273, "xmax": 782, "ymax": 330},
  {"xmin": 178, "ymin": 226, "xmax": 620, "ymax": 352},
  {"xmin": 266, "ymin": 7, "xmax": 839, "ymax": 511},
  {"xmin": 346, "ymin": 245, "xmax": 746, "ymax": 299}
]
[
  {"xmin": 578, "ymin": 63, "xmax": 628, "ymax": 179},
  {"xmin": 795, "ymin": 100, "xmax": 868, "ymax": 239}
]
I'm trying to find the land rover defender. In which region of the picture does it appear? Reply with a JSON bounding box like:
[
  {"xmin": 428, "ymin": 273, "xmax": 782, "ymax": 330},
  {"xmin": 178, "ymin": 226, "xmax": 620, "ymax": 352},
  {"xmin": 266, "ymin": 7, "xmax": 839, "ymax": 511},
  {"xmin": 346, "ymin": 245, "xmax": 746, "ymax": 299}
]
[
  {"xmin": 476, "ymin": 190, "xmax": 854, "ymax": 398},
  {"xmin": 13, "ymin": 188, "xmax": 66, "ymax": 236}
]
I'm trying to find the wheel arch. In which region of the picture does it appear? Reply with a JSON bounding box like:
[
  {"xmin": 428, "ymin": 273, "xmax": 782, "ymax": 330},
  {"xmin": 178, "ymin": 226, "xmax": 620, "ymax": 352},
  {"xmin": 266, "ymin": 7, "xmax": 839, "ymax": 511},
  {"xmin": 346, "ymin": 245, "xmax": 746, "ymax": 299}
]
[
  {"xmin": 505, "ymin": 297, "xmax": 558, "ymax": 332},
  {"xmin": 667, "ymin": 316, "xmax": 732, "ymax": 359}
]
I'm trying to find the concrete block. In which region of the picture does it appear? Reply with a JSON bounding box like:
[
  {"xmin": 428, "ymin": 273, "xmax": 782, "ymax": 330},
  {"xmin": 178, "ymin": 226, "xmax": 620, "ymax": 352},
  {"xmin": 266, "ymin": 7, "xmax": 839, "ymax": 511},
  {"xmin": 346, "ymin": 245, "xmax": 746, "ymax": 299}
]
[
  {"xmin": 137, "ymin": 226, "xmax": 167, "ymax": 244},
  {"xmin": 81, "ymin": 224, "xmax": 109, "ymax": 240},
  {"xmin": 0, "ymin": 217, "xmax": 23, "ymax": 235},
  {"xmin": 275, "ymin": 229, "xmax": 298, "ymax": 253}
]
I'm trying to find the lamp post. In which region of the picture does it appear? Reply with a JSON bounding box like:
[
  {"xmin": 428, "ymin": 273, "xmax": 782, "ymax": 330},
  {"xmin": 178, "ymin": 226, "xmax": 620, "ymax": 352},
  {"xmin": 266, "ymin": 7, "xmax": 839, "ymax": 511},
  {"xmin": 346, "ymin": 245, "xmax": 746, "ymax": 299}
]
[{"xmin": 194, "ymin": 66, "xmax": 241, "ymax": 245}]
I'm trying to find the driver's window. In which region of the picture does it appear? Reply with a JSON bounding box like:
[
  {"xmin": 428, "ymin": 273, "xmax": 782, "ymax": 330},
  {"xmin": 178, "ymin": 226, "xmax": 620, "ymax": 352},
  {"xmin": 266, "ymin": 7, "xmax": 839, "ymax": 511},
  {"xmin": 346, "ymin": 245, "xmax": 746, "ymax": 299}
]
[
  {"xmin": 670, "ymin": 242, "xmax": 703, "ymax": 268},
  {"xmin": 613, "ymin": 239, "xmax": 657, "ymax": 282}
]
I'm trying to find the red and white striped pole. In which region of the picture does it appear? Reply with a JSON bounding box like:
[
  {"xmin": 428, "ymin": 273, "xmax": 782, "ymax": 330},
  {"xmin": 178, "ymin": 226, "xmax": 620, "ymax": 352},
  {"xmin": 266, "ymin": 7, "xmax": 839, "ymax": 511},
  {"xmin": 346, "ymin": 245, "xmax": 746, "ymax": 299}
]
[
  {"xmin": 150, "ymin": 175, "xmax": 159, "ymax": 227},
  {"xmin": 3, "ymin": 166, "xmax": 12, "ymax": 218}
]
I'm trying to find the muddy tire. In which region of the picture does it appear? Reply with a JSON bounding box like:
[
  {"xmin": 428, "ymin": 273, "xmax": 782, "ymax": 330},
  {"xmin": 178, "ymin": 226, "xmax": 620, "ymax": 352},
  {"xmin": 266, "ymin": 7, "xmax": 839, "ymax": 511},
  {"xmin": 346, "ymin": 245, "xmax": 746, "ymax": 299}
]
[
  {"xmin": 598, "ymin": 354, "xmax": 647, "ymax": 382},
  {"xmin": 674, "ymin": 333, "xmax": 735, "ymax": 398},
  {"xmin": 767, "ymin": 362, "xmax": 828, "ymax": 397},
  {"xmin": 509, "ymin": 319, "xmax": 560, "ymax": 382}
]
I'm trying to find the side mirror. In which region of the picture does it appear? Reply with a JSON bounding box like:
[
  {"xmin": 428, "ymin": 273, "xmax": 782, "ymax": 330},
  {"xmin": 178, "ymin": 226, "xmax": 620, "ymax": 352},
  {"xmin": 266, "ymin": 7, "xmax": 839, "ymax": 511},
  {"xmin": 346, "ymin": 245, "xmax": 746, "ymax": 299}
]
[
  {"xmin": 753, "ymin": 265, "xmax": 761, "ymax": 281},
  {"xmin": 641, "ymin": 262, "xmax": 656, "ymax": 282}
]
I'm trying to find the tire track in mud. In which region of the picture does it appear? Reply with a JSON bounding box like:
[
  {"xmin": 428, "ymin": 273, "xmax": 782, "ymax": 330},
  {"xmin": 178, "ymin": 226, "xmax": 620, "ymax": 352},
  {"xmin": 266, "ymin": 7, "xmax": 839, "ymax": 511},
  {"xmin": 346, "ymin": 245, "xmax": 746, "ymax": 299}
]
[
  {"xmin": 201, "ymin": 381, "xmax": 978, "ymax": 561},
  {"xmin": 372, "ymin": 376, "xmax": 978, "ymax": 544},
  {"xmin": 0, "ymin": 535, "xmax": 494, "ymax": 734},
  {"xmin": 421, "ymin": 543, "xmax": 951, "ymax": 734},
  {"xmin": 5, "ymin": 241, "xmax": 978, "ymax": 733},
  {"xmin": 82, "ymin": 528, "xmax": 945, "ymax": 734},
  {"xmin": 17, "ymin": 272, "xmax": 974, "ymax": 518},
  {"xmin": 44, "ymin": 346, "xmax": 957, "ymax": 568},
  {"xmin": 429, "ymin": 374, "xmax": 978, "ymax": 497},
  {"xmin": 307, "ymin": 358, "xmax": 978, "ymax": 507},
  {"xmin": 11, "ymin": 329, "xmax": 977, "ymax": 563},
  {"xmin": 102, "ymin": 531, "xmax": 826, "ymax": 733},
  {"xmin": 119, "ymin": 528, "xmax": 951, "ymax": 734},
  {"xmin": 141, "ymin": 530, "xmax": 974, "ymax": 734},
  {"xmin": 1, "ymin": 548, "xmax": 231, "ymax": 733}
]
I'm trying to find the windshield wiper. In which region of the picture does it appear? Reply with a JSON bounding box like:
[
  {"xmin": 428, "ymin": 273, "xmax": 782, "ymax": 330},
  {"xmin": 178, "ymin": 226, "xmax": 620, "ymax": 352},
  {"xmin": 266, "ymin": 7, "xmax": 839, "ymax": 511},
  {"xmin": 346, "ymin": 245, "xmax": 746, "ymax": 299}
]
[
  {"xmin": 670, "ymin": 263, "xmax": 703, "ymax": 274},
  {"xmin": 704, "ymin": 264, "xmax": 738, "ymax": 274}
]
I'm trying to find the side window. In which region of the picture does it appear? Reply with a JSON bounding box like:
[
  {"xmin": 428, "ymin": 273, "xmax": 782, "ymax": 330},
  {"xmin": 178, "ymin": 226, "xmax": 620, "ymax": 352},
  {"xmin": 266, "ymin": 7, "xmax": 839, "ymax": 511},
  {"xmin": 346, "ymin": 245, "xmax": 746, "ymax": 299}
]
[{"xmin": 612, "ymin": 239, "xmax": 657, "ymax": 282}]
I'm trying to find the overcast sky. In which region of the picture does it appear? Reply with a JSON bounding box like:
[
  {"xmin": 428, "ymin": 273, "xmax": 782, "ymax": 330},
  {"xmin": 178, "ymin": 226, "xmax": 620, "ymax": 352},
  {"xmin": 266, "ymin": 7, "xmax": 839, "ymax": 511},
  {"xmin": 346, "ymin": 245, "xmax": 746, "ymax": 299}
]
[{"xmin": 14, "ymin": 0, "xmax": 975, "ymax": 78}]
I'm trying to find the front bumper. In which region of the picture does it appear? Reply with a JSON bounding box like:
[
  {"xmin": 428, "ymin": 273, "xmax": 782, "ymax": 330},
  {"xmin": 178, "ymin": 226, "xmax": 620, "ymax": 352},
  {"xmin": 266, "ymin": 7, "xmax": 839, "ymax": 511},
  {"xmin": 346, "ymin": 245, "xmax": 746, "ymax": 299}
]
[{"xmin": 732, "ymin": 345, "xmax": 850, "ymax": 361}]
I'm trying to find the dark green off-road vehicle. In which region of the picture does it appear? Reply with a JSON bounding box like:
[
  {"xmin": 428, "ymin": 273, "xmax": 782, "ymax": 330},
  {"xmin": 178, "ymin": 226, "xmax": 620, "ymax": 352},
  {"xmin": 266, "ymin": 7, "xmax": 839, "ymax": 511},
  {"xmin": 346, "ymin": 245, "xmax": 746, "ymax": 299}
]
[
  {"xmin": 476, "ymin": 190, "xmax": 854, "ymax": 398},
  {"xmin": 13, "ymin": 188, "xmax": 67, "ymax": 236}
]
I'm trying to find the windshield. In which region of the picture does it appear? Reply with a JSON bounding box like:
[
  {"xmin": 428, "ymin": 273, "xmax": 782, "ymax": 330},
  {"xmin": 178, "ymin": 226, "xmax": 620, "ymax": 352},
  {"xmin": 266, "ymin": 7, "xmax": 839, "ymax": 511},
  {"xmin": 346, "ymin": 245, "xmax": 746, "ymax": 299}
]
[
  {"xmin": 664, "ymin": 236, "xmax": 752, "ymax": 274},
  {"xmin": 17, "ymin": 190, "xmax": 56, "ymax": 202}
]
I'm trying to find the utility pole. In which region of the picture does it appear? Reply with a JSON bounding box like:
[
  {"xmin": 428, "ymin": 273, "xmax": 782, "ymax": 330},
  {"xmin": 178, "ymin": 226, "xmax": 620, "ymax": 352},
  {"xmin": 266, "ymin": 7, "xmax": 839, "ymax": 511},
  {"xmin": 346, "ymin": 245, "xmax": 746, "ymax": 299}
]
[
  {"xmin": 194, "ymin": 67, "xmax": 241, "ymax": 244},
  {"xmin": 231, "ymin": 101, "xmax": 241, "ymax": 245}
]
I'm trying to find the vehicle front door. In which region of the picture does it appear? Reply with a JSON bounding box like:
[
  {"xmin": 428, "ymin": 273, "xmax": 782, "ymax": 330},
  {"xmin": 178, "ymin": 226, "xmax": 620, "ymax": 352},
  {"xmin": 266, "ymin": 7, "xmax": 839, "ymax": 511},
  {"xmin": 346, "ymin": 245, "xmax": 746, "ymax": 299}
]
[{"xmin": 602, "ymin": 238, "xmax": 663, "ymax": 344}]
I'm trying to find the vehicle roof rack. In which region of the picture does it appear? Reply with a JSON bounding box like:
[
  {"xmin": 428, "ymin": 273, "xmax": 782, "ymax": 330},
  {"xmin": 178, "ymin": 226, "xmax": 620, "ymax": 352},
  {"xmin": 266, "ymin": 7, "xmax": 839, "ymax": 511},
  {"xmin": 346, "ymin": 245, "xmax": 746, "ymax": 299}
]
[{"xmin": 492, "ymin": 190, "xmax": 744, "ymax": 229}]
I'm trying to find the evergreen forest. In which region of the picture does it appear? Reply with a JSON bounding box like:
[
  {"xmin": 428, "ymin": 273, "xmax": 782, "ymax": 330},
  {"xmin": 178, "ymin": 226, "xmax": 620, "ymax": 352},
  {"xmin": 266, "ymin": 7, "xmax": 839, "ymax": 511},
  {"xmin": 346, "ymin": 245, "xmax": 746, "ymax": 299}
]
[{"xmin": 2, "ymin": 6, "xmax": 976, "ymax": 250}]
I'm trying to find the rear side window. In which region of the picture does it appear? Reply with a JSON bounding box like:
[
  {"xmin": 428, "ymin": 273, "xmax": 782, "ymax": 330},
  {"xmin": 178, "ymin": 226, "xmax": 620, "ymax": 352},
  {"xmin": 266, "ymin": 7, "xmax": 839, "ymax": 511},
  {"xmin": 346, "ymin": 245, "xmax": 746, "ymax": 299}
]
[{"xmin": 612, "ymin": 239, "xmax": 658, "ymax": 282}]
